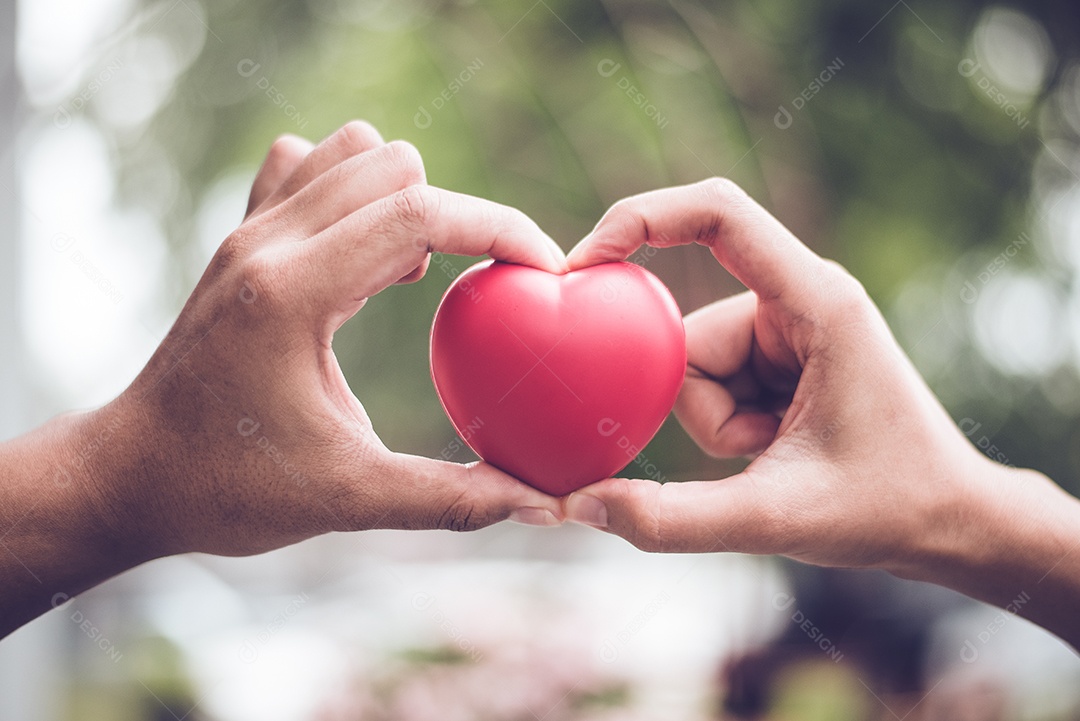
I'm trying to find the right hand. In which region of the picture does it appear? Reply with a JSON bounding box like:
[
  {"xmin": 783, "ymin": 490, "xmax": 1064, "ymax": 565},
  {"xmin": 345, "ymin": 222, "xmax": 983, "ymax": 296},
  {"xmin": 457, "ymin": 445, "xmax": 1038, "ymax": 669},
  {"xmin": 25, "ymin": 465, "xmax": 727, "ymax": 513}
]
[{"xmin": 563, "ymin": 178, "xmax": 1014, "ymax": 572}]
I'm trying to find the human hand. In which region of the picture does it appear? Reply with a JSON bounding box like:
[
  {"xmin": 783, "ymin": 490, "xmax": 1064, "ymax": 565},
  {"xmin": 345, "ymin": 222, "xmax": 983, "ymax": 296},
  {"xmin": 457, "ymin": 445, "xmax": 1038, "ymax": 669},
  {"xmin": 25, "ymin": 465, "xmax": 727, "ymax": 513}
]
[
  {"xmin": 561, "ymin": 178, "xmax": 1008, "ymax": 571},
  {"xmin": 562, "ymin": 178, "xmax": 1080, "ymax": 648},
  {"xmin": 90, "ymin": 121, "xmax": 567, "ymax": 558}
]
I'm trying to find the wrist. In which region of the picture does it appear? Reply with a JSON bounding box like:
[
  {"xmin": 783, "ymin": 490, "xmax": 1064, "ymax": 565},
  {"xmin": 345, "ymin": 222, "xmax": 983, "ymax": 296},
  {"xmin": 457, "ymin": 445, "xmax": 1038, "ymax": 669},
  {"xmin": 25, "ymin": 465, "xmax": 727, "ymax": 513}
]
[
  {"xmin": 889, "ymin": 451, "xmax": 1002, "ymax": 578},
  {"xmin": 891, "ymin": 450, "xmax": 1080, "ymax": 647},
  {"xmin": 69, "ymin": 397, "xmax": 178, "ymax": 564},
  {"xmin": 0, "ymin": 402, "xmax": 164, "ymax": 635},
  {"xmin": 891, "ymin": 452, "xmax": 1029, "ymax": 584}
]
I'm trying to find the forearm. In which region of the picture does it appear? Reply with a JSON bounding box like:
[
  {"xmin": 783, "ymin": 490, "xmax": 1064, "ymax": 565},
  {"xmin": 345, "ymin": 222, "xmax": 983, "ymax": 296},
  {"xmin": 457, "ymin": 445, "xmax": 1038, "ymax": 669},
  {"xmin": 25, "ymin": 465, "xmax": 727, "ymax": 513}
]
[
  {"xmin": 895, "ymin": 458, "xmax": 1080, "ymax": 651},
  {"xmin": 0, "ymin": 404, "xmax": 155, "ymax": 638}
]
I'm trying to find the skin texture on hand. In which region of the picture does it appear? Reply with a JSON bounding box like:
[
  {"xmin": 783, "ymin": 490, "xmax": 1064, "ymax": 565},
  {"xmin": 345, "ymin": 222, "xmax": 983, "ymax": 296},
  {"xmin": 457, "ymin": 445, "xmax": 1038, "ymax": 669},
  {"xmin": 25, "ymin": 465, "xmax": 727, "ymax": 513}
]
[
  {"xmin": 563, "ymin": 178, "xmax": 1080, "ymax": 650},
  {"xmin": 3, "ymin": 139, "xmax": 1077, "ymax": 653},
  {"xmin": 0, "ymin": 122, "xmax": 567, "ymax": 637}
]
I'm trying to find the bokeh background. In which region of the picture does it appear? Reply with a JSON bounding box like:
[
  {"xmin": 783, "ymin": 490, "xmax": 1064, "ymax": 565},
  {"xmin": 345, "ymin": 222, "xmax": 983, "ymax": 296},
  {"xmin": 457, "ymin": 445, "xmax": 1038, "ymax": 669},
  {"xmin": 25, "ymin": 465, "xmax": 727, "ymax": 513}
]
[{"xmin": 2, "ymin": 0, "xmax": 1080, "ymax": 718}]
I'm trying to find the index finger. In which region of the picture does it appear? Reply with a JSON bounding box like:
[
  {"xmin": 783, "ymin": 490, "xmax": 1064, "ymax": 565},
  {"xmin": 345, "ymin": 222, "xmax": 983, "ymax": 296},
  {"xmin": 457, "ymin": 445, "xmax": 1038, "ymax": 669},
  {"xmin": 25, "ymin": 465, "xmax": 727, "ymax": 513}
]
[
  {"xmin": 567, "ymin": 178, "xmax": 824, "ymax": 303},
  {"xmin": 291, "ymin": 186, "xmax": 568, "ymax": 317}
]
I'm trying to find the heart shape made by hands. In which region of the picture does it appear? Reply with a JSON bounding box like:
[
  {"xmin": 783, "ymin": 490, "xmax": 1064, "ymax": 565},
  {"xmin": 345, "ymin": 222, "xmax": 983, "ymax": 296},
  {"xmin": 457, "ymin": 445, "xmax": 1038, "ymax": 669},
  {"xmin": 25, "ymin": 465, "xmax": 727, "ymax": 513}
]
[{"xmin": 430, "ymin": 260, "xmax": 686, "ymax": 496}]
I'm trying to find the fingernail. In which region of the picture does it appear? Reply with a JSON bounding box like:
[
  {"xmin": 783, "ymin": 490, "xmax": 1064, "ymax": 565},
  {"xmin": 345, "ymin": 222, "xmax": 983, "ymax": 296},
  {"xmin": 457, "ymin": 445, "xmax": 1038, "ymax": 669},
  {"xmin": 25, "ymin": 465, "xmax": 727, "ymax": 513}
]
[
  {"xmin": 566, "ymin": 494, "xmax": 608, "ymax": 529},
  {"xmin": 508, "ymin": 507, "xmax": 561, "ymax": 527}
]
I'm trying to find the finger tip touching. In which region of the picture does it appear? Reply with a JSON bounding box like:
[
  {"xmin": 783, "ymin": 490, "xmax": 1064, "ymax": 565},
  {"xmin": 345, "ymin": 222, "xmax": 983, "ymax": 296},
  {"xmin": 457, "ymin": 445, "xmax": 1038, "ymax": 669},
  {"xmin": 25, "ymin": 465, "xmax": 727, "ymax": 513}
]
[
  {"xmin": 566, "ymin": 230, "xmax": 636, "ymax": 271},
  {"xmin": 527, "ymin": 221, "xmax": 568, "ymax": 274},
  {"xmin": 509, "ymin": 238, "xmax": 567, "ymax": 275},
  {"xmin": 565, "ymin": 489, "xmax": 609, "ymax": 528},
  {"xmin": 565, "ymin": 244, "xmax": 596, "ymax": 272},
  {"xmin": 564, "ymin": 248, "xmax": 588, "ymax": 272},
  {"xmin": 507, "ymin": 507, "xmax": 562, "ymax": 527},
  {"xmin": 544, "ymin": 239, "xmax": 569, "ymax": 274},
  {"xmin": 565, "ymin": 230, "xmax": 599, "ymax": 269}
]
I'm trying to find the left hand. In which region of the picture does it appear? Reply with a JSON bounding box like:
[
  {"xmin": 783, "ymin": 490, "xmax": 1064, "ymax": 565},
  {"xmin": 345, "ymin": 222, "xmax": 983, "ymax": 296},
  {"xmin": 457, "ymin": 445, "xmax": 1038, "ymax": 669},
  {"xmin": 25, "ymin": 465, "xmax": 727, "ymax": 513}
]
[{"xmin": 86, "ymin": 121, "xmax": 567, "ymax": 558}]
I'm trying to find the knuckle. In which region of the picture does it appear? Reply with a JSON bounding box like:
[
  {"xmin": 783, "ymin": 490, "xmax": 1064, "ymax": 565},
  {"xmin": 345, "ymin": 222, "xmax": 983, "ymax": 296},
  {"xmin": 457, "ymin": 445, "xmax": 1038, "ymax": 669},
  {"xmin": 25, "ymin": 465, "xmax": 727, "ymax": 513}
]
[
  {"xmin": 436, "ymin": 496, "xmax": 486, "ymax": 532},
  {"xmin": 606, "ymin": 196, "xmax": 642, "ymax": 223},
  {"xmin": 337, "ymin": 120, "xmax": 381, "ymax": 152},
  {"xmin": 236, "ymin": 250, "xmax": 287, "ymax": 310},
  {"xmin": 212, "ymin": 231, "xmax": 247, "ymax": 270},
  {"xmin": 822, "ymin": 258, "xmax": 855, "ymax": 280},
  {"xmin": 208, "ymin": 224, "xmax": 262, "ymax": 278},
  {"xmin": 697, "ymin": 178, "xmax": 747, "ymax": 242},
  {"xmin": 700, "ymin": 176, "xmax": 748, "ymax": 204},
  {"xmin": 383, "ymin": 140, "xmax": 426, "ymax": 186},
  {"xmin": 651, "ymin": 178, "xmax": 741, "ymax": 245},
  {"xmin": 822, "ymin": 260, "xmax": 872, "ymax": 316},
  {"xmin": 602, "ymin": 198, "xmax": 649, "ymax": 240},
  {"xmin": 612, "ymin": 480, "xmax": 666, "ymax": 553},
  {"xmin": 392, "ymin": 184, "xmax": 437, "ymax": 229}
]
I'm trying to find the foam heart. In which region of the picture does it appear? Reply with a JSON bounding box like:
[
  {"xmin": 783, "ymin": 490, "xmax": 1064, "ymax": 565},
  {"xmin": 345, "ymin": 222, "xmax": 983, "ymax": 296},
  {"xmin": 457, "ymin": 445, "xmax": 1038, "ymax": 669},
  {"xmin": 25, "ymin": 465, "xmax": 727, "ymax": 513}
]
[{"xmin": 430, "ymin": 260, "xmax": 685, "ymax": 495}]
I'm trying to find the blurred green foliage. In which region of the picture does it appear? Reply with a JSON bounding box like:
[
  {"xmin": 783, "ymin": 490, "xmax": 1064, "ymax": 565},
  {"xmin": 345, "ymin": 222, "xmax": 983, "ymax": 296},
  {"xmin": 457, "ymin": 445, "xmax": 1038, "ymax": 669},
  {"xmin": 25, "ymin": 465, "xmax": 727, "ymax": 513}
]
[{"xmin": 109, "ymin": 0, "xmax": 1080, "ymax": 491}]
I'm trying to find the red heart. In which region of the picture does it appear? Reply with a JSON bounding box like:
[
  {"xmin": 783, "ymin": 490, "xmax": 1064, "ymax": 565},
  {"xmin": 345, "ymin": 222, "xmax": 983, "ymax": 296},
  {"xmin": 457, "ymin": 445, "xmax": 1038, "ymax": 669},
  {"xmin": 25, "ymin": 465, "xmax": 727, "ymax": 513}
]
[{"xmin": 430, "ymin": 260, "xmax": 686, "ymax": 495}]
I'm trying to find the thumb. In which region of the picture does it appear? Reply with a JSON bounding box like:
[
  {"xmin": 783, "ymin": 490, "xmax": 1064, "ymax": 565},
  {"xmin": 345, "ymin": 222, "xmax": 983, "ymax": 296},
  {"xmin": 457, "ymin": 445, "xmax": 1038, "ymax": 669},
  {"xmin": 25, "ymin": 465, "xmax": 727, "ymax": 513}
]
[
  {"xmin": 377, "ymin": 454, "xmax": 564, "ymax": 531},
  {"xmin": 565, "ymin": 474, "xmax": 774, "ymax": 553}
]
